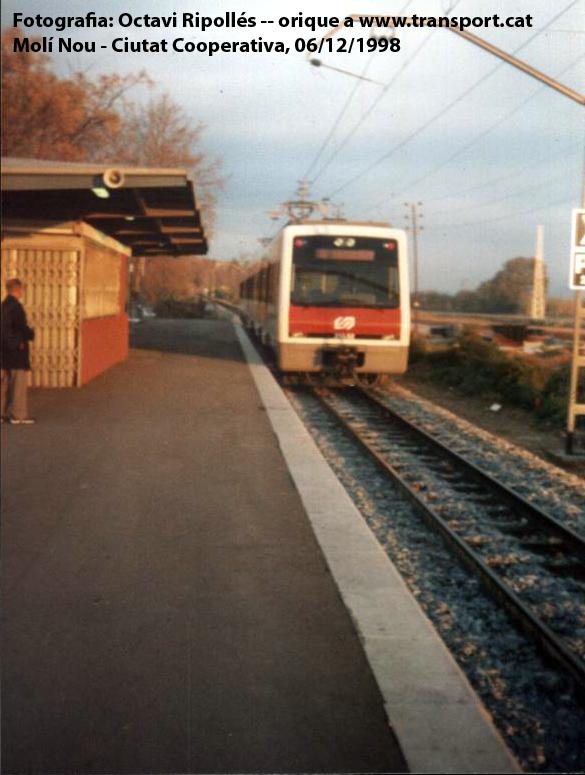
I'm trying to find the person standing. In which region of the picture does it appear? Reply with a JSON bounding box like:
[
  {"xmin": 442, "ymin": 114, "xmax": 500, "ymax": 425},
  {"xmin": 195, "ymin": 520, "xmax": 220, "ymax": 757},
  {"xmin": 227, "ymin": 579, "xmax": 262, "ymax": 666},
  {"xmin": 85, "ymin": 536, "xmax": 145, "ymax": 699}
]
[{"xmin": 1, "ymin": 278, "xmax": 36, "ymax": 424}]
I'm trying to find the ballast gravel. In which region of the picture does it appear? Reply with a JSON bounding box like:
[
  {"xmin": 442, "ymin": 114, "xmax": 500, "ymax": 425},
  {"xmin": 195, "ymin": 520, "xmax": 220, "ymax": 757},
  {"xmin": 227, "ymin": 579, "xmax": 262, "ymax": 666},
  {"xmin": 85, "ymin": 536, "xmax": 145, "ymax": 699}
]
[{"xmin": 288, "ymin": 388, "xmax": 585, "ymax": 773}]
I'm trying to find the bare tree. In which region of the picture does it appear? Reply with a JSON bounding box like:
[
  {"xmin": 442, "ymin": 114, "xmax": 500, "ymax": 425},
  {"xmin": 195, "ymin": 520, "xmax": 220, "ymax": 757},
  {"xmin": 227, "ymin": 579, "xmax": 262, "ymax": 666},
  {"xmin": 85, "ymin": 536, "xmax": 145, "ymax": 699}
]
[{"xmin": 98, "ymin": 93, "xmax": 223, "ymax": 237}]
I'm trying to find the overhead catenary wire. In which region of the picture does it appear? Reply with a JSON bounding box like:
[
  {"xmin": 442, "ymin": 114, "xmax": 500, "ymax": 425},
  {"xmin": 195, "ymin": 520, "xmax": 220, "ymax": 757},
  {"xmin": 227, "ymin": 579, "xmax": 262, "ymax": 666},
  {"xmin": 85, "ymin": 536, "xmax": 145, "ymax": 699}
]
[
  {"xmin": 416, "ymin": 140, "xmax": 582, "ymax": 205},
  {"xmin": 299, "ymin": 0, "xmax": 414, "ymax": 185},
  {"xmin": 301, "ymin": 52, "xmax": 377, "ymax": 182},
  {"xmin": 310, "ymin": 0, "xmax": 467, "ymax": 185},
  {"xmin": 387, "ymin": 53, "xmax": 585, "ymax": 201},
  {"xmin": 310, "ymin": 32, "xmax": 434, "ymax": 183},
  {"xmin": 363, "ymin": 54, "xmax": 584, "ymax": 215},
  {"xmin": 425, "ymin": 194, "xmax": 574, "ymax": 229},
  {"xmin": 309, "ymin": 17, "xmax": 458, "ymax": 184},
  {"xmin": 428, "ymin": 171, "xmax": 568, "ymax": 217},
  {"xmin": 322, "ymin": 0, "xmax": 582, "ymax": 200}
]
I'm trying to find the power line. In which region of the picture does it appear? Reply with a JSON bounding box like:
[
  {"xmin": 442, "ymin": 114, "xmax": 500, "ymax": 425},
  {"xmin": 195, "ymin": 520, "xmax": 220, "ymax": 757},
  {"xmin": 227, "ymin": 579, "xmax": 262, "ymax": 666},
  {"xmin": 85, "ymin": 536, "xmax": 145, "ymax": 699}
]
[
  {"xmin": 363, "ymin": 56, "xmax": 584, "ymax": 215},
  {"xmin": 310, "ymin": 33, "xmax": 434, "ymax": 183},
  {"xmin": 387, "ymin": 53, "xmax": 585, "ymax": 199},
  {"xmin": 301, "ymin": 52, "xmax": 377, "ymax": 182},
  {"xmin": 425, "ymin": 195, "xmax": 574, "ymax": 229},
  {"xmin": 309, "ymin": 0, "xmax": 468, "ymax": 185},
  {"xmin": 322, "ymin": 0, "xmax": 581, "ymax": 199},
  {"xmin": 429, "ymin": 171, "xmax": 568, "ymax": 217},
  {"xmin": 421, "ymin": 141, "xmax": 581, "ymax": 204},
  {"xmin": 301, "ymin": 0, "xmax": 414, "ymax": 184}
]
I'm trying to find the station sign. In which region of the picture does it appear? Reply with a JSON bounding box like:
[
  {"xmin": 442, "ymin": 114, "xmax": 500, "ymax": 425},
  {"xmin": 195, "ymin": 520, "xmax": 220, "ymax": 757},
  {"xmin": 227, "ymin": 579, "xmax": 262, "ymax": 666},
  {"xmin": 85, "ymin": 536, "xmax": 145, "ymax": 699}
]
[{"xmin": 570, "ymin": 208, "xmax": 585, "ymax": 289}]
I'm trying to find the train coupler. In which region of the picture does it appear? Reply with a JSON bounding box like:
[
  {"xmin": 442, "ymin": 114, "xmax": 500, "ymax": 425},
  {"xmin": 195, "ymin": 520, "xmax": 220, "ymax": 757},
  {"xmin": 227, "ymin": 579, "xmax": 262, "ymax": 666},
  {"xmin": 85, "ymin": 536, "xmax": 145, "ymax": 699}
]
[{"xmin": 321, "ymin": 346, "xmax": 365, "ymax": 379}]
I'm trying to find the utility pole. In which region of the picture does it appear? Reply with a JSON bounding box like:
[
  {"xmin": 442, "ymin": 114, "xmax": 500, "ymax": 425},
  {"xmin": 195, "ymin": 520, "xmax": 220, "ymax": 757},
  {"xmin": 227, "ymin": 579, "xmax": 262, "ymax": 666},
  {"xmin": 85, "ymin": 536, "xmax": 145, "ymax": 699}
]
[
  {"xmin": 566, "ymin": 287, "xmax": 584, "ymax": 455},
  {"xmin": 404, "ymin": 201, "xmax": 423, "ymax": 333},
  {"xmin": 566, "ymin": 160, "xmax": 585, "ymax": 455}
]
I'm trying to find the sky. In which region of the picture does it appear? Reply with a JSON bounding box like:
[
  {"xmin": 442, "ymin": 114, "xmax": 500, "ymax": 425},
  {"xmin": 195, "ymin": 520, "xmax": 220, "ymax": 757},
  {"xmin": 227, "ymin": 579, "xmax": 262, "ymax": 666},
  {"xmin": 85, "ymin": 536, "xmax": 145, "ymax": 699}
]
[{"xmin": 2, "ymin": 0, "xmax": 584, "ymax": 296}]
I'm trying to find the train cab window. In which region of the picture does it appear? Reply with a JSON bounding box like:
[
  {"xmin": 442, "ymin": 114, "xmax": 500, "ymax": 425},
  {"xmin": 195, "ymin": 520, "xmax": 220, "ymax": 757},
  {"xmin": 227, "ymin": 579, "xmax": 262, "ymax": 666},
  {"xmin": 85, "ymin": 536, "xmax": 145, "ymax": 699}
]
[{"xmin": 291, "ymin": 235, "xmax": 400, "ymax": 308}]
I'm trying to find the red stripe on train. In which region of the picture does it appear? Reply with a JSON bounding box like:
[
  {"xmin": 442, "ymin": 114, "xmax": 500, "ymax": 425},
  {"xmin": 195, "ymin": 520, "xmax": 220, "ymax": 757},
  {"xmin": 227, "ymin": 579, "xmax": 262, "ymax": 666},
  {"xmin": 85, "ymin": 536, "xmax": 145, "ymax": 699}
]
[{"xmin": 289, "ymin": 305, "xmax": 401, "ymax": 338}]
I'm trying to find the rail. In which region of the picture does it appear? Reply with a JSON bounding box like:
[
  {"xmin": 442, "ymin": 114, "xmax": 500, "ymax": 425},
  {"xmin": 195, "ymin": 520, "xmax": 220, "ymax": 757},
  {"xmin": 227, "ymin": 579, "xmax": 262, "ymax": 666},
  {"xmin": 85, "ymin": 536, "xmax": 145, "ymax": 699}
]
[{"xmin": 311, "ymin": 385, "xmax": 585, "ymax": 694}]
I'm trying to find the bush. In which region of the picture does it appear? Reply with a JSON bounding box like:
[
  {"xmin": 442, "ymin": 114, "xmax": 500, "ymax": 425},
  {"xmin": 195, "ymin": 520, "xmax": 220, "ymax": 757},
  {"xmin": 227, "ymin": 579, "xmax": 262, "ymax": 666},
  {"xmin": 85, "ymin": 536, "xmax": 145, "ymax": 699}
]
[
  {"xmin": 537, "ymin": 366, "xmax": 585, "ymax": 425},
  {"xmin": 410, "ymin": 332, "xmax": 568, "ymax": 422}
]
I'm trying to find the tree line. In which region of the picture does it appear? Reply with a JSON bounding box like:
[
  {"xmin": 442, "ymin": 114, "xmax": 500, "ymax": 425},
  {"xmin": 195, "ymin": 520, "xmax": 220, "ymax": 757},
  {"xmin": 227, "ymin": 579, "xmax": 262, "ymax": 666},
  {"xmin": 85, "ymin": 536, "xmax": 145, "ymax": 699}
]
[{"xmin": 417, "ymin": 257, "xmax": 568, "ymax": 316}]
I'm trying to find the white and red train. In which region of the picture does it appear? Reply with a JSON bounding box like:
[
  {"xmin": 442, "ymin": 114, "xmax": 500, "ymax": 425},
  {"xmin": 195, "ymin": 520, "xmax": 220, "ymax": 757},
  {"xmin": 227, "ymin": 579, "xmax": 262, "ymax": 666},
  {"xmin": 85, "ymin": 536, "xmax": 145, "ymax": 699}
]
[{"xmin": 239, "ymin": 219, "xmax": 410, "ymax": 383}]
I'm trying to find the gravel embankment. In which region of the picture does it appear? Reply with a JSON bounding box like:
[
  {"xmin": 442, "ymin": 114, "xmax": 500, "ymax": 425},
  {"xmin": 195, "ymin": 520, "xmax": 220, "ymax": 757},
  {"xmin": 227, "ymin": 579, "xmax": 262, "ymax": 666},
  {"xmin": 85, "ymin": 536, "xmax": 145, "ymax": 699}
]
[{"xmin": 379, "ymin": 384, "xmax": 585, "ymax": 533}]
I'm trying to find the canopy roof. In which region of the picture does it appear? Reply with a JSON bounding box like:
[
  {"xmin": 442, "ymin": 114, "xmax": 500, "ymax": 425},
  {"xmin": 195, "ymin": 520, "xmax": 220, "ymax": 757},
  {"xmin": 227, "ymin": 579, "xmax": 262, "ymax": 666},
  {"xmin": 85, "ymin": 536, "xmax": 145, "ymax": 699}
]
[{"xmin": 1, "ymin": 158, "xmax": 208, "ymax": 256}]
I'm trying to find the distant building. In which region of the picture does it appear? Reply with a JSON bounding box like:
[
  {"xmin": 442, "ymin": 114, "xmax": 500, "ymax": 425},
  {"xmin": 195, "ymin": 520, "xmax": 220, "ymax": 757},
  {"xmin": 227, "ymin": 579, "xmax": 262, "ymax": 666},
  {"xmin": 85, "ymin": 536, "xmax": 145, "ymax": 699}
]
[{"xmin": 1, "ymin": 158, "xmax": 207, "ymax": 387}]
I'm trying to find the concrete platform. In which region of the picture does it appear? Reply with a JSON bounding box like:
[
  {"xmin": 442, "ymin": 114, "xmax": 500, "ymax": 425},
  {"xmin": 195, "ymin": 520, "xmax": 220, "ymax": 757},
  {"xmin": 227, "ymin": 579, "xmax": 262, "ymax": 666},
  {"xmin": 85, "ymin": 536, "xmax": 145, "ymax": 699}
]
[{"xmin": 1, "ymin": 318, "xmax": 407, "ymax": 774}]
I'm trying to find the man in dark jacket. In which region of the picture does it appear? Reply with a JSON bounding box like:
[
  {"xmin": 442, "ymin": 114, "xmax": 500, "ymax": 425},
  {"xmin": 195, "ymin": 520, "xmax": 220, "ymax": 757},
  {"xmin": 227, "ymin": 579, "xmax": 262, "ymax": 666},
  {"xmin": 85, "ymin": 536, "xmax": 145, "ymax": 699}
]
[{"xmin": 1, "ymin": 278, "xmax": 35, "ymax": 424}]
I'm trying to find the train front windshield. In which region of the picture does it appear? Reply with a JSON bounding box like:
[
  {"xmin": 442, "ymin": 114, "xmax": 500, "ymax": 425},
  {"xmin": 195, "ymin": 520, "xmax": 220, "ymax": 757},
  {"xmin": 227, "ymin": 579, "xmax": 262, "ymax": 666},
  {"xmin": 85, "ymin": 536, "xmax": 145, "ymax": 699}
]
[{"xmin": 291, "ymin": 235, "xmax": 399, "ymax": 308}]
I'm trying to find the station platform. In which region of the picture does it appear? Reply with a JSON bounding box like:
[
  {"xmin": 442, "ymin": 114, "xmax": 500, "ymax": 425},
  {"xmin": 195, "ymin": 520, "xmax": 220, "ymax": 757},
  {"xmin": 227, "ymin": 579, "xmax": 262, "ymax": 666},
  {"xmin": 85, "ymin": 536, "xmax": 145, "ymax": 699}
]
[{"xmin": 1, "ymin": 318, "xmax": 407, "ymax": 774}]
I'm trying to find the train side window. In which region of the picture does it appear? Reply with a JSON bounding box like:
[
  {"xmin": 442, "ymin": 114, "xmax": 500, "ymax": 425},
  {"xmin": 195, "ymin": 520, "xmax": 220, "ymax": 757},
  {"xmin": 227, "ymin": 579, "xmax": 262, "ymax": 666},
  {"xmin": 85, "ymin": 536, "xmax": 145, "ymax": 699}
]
[
  {"xmin": 267, "ymin": 265, "xmax": 273, "ymax": 304},
  {"xmin": 272, "ymin": 264, "xmax": 279, "ymax": 303}
]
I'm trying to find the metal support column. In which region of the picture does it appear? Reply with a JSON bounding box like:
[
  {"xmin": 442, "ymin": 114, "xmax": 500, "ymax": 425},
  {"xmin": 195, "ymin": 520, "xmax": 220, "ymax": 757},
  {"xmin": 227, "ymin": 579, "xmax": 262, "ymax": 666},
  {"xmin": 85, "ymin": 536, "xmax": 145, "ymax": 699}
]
[{"xmin": 566, "ymin": 291, "xmax": 585, "ymax": 454}]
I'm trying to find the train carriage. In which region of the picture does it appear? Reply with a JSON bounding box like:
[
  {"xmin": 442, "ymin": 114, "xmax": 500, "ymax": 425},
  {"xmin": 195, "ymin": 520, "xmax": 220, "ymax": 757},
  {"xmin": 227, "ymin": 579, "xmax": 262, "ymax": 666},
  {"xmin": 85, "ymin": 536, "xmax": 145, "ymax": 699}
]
[{"xmin": 239, "ymin": 219, "xmax": 410, "ymax": 382}]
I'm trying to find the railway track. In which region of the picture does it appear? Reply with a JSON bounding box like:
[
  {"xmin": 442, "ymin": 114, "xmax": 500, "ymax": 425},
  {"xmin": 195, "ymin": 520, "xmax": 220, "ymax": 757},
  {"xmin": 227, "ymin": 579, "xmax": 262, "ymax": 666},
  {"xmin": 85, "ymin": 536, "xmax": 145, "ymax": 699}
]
[{"xmin": 310, "ymin": 385, "xmax": 585, "ymax": 694}]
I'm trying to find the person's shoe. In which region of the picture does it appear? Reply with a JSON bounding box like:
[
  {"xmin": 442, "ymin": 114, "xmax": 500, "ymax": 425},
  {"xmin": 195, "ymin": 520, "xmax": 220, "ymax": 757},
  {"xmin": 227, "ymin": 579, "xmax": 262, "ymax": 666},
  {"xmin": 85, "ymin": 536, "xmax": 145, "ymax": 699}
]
[{"xmin": 9, "ymin": 417, "xmax": 36, "ymax": 425}]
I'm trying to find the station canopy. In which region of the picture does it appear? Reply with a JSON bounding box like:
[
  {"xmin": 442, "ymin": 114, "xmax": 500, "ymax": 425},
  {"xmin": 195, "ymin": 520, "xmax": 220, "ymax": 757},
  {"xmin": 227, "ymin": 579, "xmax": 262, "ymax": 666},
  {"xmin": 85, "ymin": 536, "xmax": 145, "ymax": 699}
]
[{"xmin": 1, "ymin": 158, "xmax": 208, "ymax": 256}]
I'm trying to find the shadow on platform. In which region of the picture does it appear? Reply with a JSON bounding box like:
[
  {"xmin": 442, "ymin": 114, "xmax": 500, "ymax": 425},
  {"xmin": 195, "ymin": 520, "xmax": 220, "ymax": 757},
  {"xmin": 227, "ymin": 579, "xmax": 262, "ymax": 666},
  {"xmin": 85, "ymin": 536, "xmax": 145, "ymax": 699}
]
[{"xmin": 130, "ymin": 316, "xmax": 243, "ymax": 362}]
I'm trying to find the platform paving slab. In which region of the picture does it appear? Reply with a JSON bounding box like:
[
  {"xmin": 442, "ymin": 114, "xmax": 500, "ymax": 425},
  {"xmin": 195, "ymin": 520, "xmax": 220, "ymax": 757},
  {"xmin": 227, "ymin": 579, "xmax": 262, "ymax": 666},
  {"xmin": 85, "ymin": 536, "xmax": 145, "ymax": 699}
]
[{"xmin": 1, "ymin": 318, "xmax": 406, "ymax": 775}]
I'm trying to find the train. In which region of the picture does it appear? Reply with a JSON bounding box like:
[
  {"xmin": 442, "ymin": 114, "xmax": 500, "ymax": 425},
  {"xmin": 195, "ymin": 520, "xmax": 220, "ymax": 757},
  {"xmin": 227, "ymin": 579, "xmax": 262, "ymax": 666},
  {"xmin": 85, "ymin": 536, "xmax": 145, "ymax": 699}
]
[{"xmin": 239, "ymin": 219, "xmax": 410, "ymax": 384}]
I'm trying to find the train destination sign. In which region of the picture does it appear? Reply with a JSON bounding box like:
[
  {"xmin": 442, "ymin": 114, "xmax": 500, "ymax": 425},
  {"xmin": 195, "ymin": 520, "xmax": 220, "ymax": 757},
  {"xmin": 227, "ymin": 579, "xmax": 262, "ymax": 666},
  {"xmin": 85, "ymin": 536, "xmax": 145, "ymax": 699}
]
[{"xmin": 569, "ymin": 208, "xmax": 585, "ymax": 290}]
